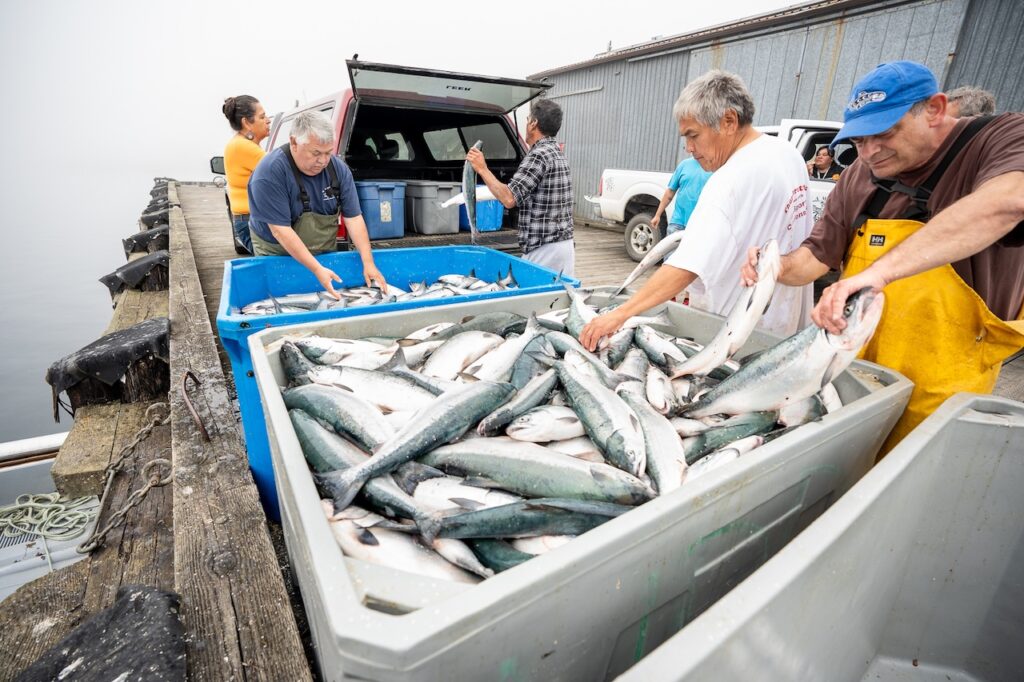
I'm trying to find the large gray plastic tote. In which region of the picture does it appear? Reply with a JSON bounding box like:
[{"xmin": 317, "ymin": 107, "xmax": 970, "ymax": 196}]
[
  {"xmin": 617, "ymin": 392, "xmax": 1024, "ymax": 682},
  {"xmin": 249, "ymin": 290, "xmax": 912, "ymax": 682},
  {"xmin": 404, "ymin": 180, "xmax": 460, "ymax": 234}
]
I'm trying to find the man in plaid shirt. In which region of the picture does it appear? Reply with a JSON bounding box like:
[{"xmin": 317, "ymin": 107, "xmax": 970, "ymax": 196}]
[{"xmin": 467, "ymin": 99, "xmax": 575, "ymax": 276}]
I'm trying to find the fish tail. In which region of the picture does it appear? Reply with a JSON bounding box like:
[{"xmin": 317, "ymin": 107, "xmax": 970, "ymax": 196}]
[
  {"xmin": 322, "ymin": 467, "xmax": 366, "ymax": 514},
  {"xmin": 416, "ymin": 512, "xmax": 445, "ymax": 544}
]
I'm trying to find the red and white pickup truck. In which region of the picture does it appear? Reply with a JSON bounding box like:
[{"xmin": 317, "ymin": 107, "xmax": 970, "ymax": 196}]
[
  {"xmin": 214, "ymin": 60, "xmax": 551, "ymax": 253},
  {"xmin": 585, "ymin": 119, "xmax": 855, "ymax": 261}
]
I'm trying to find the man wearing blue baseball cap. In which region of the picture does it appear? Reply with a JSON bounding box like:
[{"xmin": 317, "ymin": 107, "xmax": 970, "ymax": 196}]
[{"xmin": 740, "ymin": 60, "xmax": 1024, "ymax": 453}]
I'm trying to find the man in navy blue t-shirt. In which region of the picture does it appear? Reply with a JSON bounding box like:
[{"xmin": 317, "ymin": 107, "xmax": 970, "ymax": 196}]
[{"xmin": 248, "ymin": 110, "xmax": 387, "ymax": 296}]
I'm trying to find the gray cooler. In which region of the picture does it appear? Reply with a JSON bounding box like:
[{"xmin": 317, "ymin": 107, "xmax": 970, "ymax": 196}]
[
  {"xmin": 249, "ymin": 291, "xmax": 913, "ymax": 681},
  {"xmin": 404, "ymin": 180, "xmax": 460, "ymax": 234},
  {"xmin": 617, "ymin": 392, "xmax": 1024, "ymax": 682}
]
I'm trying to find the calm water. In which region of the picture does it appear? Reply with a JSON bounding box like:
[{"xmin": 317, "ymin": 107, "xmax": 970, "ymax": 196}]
[{"xmin": 0, "ymin": 162, "xmax": 212, "ymax": 443}]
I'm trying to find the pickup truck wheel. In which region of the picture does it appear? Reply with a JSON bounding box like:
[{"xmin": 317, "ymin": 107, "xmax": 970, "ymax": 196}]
[{"xmin": 624, "ymin": 213, "xmax": 659, "ymax": 262}]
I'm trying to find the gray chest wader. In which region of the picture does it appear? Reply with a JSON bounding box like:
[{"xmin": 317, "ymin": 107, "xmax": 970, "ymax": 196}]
[{"xmin": 251, "ymin": 149, "xmax": 342, "ymax": 256}]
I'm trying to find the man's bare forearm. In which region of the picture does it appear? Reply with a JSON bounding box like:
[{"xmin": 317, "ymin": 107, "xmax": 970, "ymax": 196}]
[
  {"xmin": 476, "ymin": 167, "xmax": 517, "ymax": 208},
  {"xmin": 868, "ymin": 171, "xmax": 1024, "ymax": 285},
  {"xmin": 779, "ymin": 246, "xmax": 830, "ymax": 286},
  {"xmin": 616, "ymin": 266, "xmax": 696, "ymax": 318},
  {"xmin": 654, "ymin": 188, "xmax": 675, "ymax": 222}
]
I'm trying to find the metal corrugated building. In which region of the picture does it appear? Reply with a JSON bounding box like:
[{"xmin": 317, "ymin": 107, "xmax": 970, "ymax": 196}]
[{"xmin": 529, "ymin": 0, "xmax": 1023, "ymax": 223}]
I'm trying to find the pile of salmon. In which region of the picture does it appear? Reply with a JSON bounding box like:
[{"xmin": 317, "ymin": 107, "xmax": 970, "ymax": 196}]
[{"xmin": 275, "ymin": 240, "xmax": 885, "ymax": 582}]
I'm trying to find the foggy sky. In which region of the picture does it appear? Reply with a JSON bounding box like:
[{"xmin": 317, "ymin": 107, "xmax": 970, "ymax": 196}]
[{"xmin": 0, "ymin": 0, "xmax": 797, "ymax": 440}]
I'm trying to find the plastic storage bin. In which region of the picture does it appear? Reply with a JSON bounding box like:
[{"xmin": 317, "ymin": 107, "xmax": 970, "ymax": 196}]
[
  {"xmin": 459, "ymin": 194, "xmax": 504, "ymax": 232},
  {"xmin": 249, "ymin": 290, "xmax": 912, "ymax": 681},
  {"xmin": 355, "ymin": 181, "xmax": 405, "ymax": 239},
  {"xmin": 215, "ymin": 248, "xmax": 578, "ymax": 516},
  {"xmin": 615, "ymin": 392, "xmax": 1024, "ymax": 682},
  {"xmin": 404, "ymin": 181, "xmax": 460, "ymax": 235}
]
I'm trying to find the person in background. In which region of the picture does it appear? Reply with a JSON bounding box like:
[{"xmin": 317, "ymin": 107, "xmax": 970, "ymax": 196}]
[
  {"xmin": 467, "ymin": 99, "xmax": 575, "ymax": 276},
  {"xmin": 946, "ymin": 85, "xmax": 996, "ymax": 118},
  {"xmin": 222, "ymin": 95, "xmax": 271, "ymax": 254},
  {"xmin": 579, "ymin": 69, "xmax": 814, "ymax": 351},
  {"xmin": 741, "ymin": 61, "xmax": 1024, "ymax": 452},
  {"xmin": 807, "ymin": 145, "xmax": 844, "ymax": 180},
  {"xmin": 248, "ymin": 111, "xmax": 387, "ymax": 296},
  {"xmin": 651, "ymin": 157, "xmax": 712, "ymax": 239}
]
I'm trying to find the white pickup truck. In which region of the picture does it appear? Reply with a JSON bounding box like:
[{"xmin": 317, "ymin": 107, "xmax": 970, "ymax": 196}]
[{"xmin": 585, "ymin": 119, "xmax": 854, "ymax": 260}]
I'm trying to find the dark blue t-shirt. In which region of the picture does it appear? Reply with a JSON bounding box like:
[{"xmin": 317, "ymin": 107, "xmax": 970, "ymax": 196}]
[{"xmin": 247, "ymin": 146, "xmax": 362, "ymax": 243}]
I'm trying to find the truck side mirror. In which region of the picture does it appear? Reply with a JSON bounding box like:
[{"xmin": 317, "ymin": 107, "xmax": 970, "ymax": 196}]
[{"xmin": 210, "ymin": 156, "xmax": 225, "ymax": 175}]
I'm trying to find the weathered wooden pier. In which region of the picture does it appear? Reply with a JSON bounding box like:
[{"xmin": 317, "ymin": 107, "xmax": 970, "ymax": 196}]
[
  {"xmin": 0, "ymin": 182, "xmax": 654, "ymax": 680},
  {"xmin": 1, "ymin": 181, "xmax": 1021, "ymax": 680}
]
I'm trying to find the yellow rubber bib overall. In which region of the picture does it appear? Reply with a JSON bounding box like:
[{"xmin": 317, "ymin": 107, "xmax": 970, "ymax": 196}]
[{"xmin": 846, "ymin": 218, "xmax": 1024, "ymax": 454}]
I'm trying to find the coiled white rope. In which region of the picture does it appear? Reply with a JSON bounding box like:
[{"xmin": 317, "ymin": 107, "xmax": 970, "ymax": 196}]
[{"xmin": 0, "ymin": 493, "xmax": 98, "ymax": 571}]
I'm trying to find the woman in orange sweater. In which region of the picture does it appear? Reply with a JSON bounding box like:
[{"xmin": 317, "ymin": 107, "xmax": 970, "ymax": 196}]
[{"xmin": 222, "ymin": 95, "xmax": 271, "ymax": 254}]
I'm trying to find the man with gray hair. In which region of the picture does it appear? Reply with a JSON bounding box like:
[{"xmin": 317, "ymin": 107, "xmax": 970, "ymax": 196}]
[
  {"xmin": 467, "ymin": 98, "xmax": 575, "ymax": 275},
  {"xmin": 946, "ymin": 85, "xmax": 996, "ymax": 118},
  {"xmin": 248, "ymin": 110, "xmax": 387, "ymax": 296},
  {"xmin": 580, "ymin": 69, "xmax": 813, "ymax": 350}
]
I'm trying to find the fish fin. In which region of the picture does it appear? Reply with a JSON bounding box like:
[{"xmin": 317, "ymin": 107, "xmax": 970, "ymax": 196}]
[
  {"xmin": 469, "ymin": 267, "xmax": 477, "ymax": 279},
  {"xmin": 556, "ymin": 416, "xmax": 580, "ymax": 424},
  {"xmin": 379, "ymin": 347, "xmax": 408, "ymax": 372},
  {"xmin": 820, "ymin": 352, "xmax": 844, "ymax": 388},
  {"xmin": 461, "ymin": 476, "xmax": 503, "ymax": 489},
  {"xmin": 522, "ymin": 500, "xmax": 569, "ymax": 513},
  {"xmin": 416, "ymin": 513, "xmax": 444, "ymax": 544},
  {"xmin": 330, "ymin": 469, "xmax": 363, "ymax": 513},
  {"xmin": 663, "ymin": 355, "xmax": 690, "ymax": 380},
  {"xmin": 649, "ymin": 310, "xmax": 672, "ymax": 327},
  {"xmin": 522, "ymin": 499, "xmax": 614, "ymax": 515},
  {"xmin": 392, "ymin": 462, "xmax": 445, "ymax": 495},
  {"xmin": 606, "ymin": 371, "xmax": 638, "ymax": 388},
  {"xmin": 356, "ymin": 528, "xmax": 380, "ymax": 546},
  {"xmin": 744, "ymin": 290, "xmax": 755, "ymax": 311},
  {"xmin": 526, "ymin": 351, "xmax": 557, "ymax": 368},
  {"xmin": 458, "ymin": 371, "xmax": 481, "ymax": 383},
  {"xmin": 461, "ymin": 314, "xmax": 476, "ymax": 324},
  {"xmin": 737, "ymin": 349, "xmax": 766, "ymax": 366},
  {"xmin": 448, "ymin": 497, "xmax": 486, "ymax": 511},
  {"xmin": 507, "ymin": 264, "xmax": 518, "ymax": 288}
]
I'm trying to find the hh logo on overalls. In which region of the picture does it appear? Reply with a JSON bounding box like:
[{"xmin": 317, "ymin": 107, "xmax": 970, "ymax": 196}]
[{"xmin": 870, "ymin": 234, "xmax": 886, "ymax": 247}]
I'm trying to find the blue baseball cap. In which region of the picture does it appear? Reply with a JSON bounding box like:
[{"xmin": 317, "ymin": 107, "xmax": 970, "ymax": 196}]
[{"xmin": 831, "ymin": 61, "xmax": 939, "ymax": 147}]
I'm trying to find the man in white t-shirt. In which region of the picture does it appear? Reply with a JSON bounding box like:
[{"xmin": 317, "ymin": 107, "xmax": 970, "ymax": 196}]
[{"xmin": 580, "ymin": 70, "xmax": 813, "ymax": 349}]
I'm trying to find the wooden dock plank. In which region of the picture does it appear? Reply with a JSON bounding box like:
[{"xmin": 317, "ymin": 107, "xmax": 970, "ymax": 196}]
[
  {"xmin": 0, "ymin": 399, "xmax": 173, "ymax": 681},
  {"xmin": 0, "ymin": 561, "xmax": 90, "ymax": 678},
  {"xmin": 168, "ymin": 189, "xmax": 312, "ymax": 681}
]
